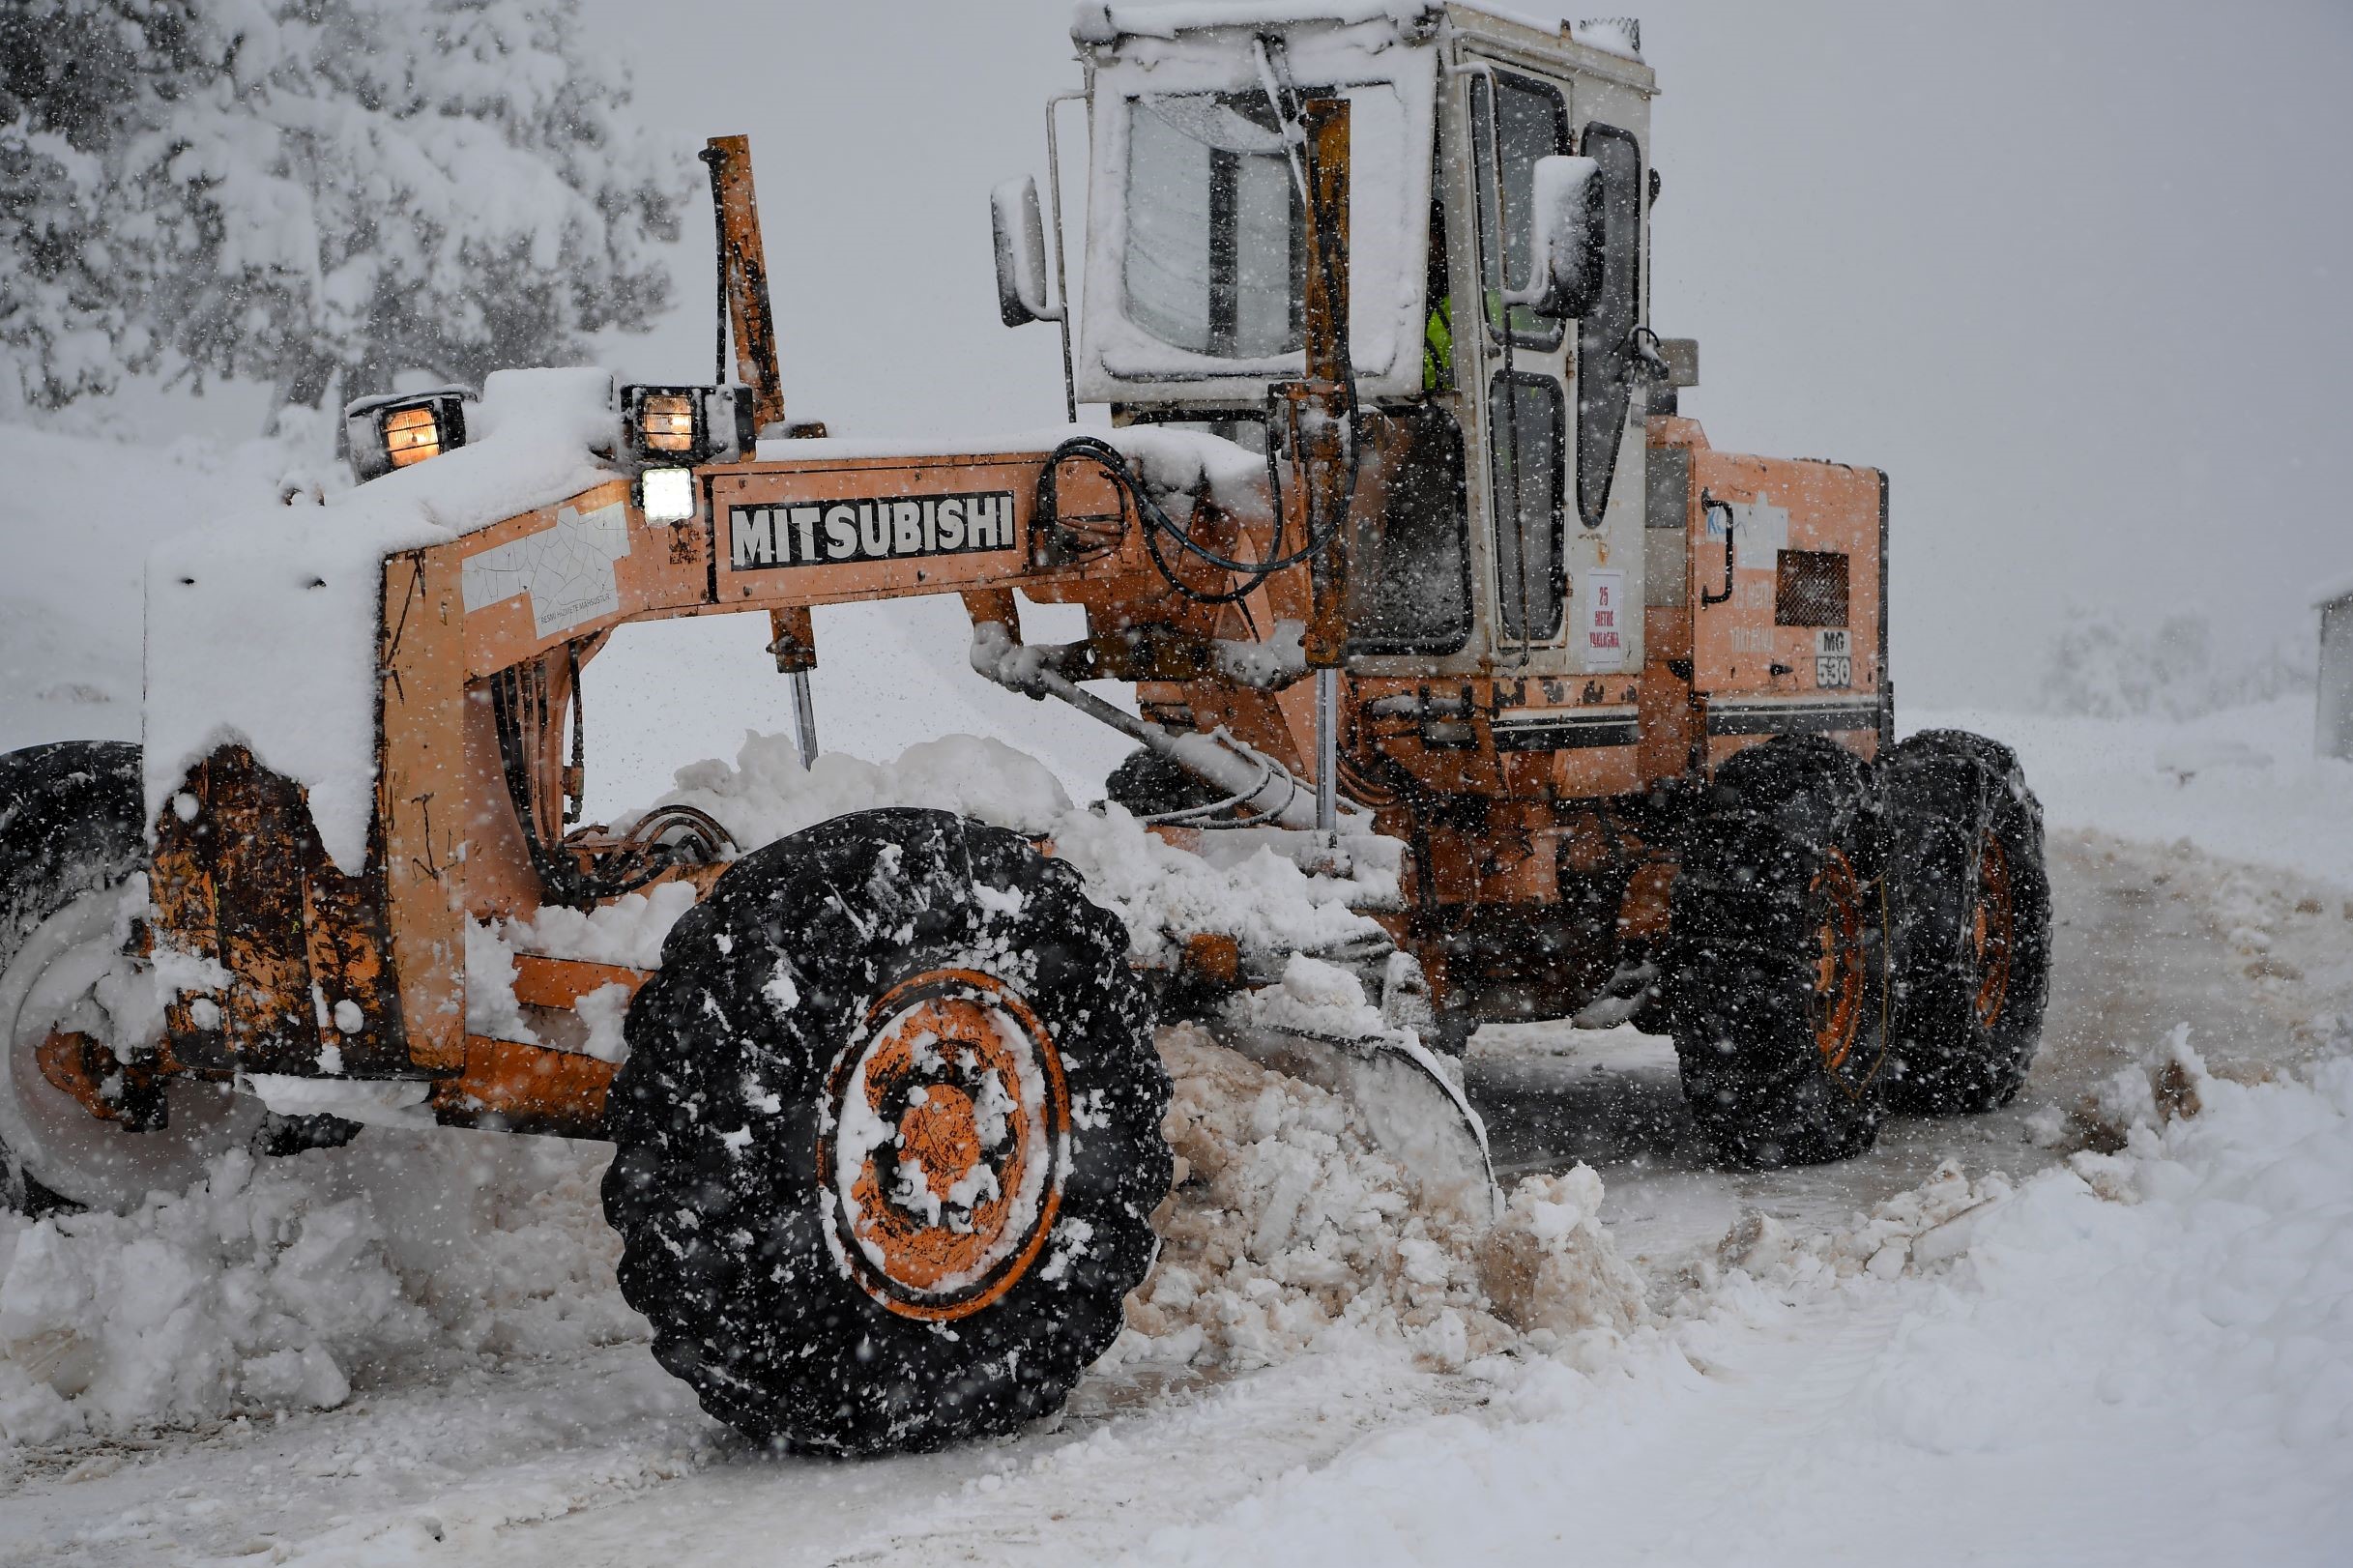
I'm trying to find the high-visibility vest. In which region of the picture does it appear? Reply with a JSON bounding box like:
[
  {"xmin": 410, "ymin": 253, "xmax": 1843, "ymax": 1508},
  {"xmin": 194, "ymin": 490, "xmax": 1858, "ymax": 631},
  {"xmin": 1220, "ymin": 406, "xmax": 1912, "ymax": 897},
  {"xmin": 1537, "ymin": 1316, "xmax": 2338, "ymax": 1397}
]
[{"xmin": 1423, "ymin": 295, "xmax": 1454, "ymax": 392}]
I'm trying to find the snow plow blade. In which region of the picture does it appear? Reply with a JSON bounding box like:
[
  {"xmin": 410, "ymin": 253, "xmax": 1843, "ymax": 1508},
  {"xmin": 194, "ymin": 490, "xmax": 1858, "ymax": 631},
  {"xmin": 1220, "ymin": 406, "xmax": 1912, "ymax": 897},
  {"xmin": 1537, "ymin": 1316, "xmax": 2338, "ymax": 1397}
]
[{"xmin": 1206, "ymin": 1020, "xmax": 1497, "ymax": 1229}]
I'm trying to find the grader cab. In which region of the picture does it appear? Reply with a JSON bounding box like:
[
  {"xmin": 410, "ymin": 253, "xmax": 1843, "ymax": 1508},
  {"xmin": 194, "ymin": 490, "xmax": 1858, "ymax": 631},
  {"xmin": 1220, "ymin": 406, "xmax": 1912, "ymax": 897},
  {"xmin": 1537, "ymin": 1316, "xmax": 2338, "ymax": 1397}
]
[{"xmin": 0, "ymin": 4, "xmax": 2049, "ymax": 1455}]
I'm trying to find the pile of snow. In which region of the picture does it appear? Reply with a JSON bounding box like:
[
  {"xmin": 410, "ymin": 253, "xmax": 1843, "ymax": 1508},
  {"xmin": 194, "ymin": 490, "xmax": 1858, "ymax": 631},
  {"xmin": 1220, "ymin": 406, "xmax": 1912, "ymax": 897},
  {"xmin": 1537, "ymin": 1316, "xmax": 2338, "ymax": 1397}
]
[
  {"xmin": 1109, "ymin": 1026, "xmax": 1642, "ymax": 1378},
  {"xmin": 143, "ymin": 367, "xmax": 619, "ymax": 872},
  {"xmin": 471, "ymin": 731, "xmax": 1403, "ymax": 1048},
  {"xmin": 638, "ymin": 729, "xmax": 1394, "ymax": 970},
  {"xmin": 659, "ymin": 730, "xmax": 1073, "ymax": 846},
  {"xmin": 0, "ymin": 1136, "xmax": 634, "ymax": 1444}
]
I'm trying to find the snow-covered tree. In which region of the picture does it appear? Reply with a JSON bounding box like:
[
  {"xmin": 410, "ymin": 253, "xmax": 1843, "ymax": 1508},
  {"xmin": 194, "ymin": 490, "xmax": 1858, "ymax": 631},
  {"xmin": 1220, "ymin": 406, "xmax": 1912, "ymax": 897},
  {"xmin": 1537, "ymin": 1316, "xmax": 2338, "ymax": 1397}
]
[
  {"xmin": 0, "ymin": 0, "xmax": 682, "ymax": 416},
  {"xmin": 2047, "ymin": 609, "xmax": 2313, "ymax": 720}
]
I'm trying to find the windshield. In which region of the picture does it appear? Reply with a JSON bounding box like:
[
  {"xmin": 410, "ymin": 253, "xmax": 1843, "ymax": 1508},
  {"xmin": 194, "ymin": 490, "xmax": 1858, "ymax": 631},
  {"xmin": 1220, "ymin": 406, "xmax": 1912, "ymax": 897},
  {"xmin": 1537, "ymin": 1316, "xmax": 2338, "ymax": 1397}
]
[{"xmin": 1123, "ymin": 91, "xmax": 1308, "ymax": 359}]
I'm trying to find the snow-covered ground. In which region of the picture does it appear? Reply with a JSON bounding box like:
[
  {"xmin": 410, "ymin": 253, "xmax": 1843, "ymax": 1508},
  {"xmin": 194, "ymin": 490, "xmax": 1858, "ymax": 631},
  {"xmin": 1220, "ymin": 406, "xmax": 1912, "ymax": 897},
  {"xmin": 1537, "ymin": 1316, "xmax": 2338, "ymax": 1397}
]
[
  {"xmin": 1912, "ymin": 699, "xmax": 2353, "ymax": 893},
  {"xmin": 1, "ymin": 426, "xmax": 2348, "ymax": 1562}
]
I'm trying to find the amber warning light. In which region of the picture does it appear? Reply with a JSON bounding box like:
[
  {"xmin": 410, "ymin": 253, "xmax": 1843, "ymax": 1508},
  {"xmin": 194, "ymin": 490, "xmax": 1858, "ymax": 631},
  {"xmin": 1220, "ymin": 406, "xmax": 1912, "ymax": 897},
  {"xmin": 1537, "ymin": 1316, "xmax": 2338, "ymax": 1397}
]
[
  {"xmin": 622, "ymin": 384, "xmax": 755, "ymax": 467},
  {"xmin": 640, "ymin": 392, "xmax": 698, "ymax": 453},
  {"xmin": 344, "ymin": 388, "xmax": 470, "ymax": 482}
]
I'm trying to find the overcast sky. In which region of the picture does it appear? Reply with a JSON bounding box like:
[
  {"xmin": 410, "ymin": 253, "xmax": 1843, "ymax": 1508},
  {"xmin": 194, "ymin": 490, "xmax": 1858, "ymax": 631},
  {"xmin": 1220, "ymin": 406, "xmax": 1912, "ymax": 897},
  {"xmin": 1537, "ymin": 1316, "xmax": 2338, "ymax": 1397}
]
[{"xmin": 573, "ymin": 0, "xmax": 2350, "ymax": 707}]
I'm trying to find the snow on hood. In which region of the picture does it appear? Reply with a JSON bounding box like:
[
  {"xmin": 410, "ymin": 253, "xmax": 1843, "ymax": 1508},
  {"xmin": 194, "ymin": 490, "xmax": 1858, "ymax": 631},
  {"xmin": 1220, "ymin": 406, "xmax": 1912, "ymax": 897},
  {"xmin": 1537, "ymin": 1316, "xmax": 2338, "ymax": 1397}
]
[{"xmin": 143, "ymin": 368, "xmax": 620, "ymax": 872}]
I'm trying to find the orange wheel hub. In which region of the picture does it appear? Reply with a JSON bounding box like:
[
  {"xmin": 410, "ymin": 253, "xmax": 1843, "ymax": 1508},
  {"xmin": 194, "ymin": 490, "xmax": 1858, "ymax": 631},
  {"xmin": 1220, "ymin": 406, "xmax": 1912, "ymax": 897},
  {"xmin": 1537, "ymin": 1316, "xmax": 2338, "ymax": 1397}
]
[
  {"xmin": 1967, "ymin": 833, "xmax": 2016, "ymax": 1029},
  {"xmin": 820, "ymin": 971, "xmax": 1069, "ymax": 1321},
  {"xmin": 1810, "ymin": 848, "xmax": 1867, "ymax": 1070}
]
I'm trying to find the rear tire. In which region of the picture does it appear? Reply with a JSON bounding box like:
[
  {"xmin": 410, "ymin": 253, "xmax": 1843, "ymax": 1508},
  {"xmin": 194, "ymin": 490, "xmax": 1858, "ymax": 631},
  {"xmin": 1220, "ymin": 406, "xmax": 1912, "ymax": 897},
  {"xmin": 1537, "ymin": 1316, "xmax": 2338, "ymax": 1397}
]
[
  {"xmin": 1663, "ymin": 736, "xmax": 1891, "ymax": 1167},
  {"xmin": 602, "ymin": 807, "xmax": 1170, "ymax": 1456},
  {"xmin": 0, "ymin": 741, "xmax": 257, "ymax": 1212},
  {"xmin": 1881, "ymin": 730, "xmax": 2051, "ymax": 1113}
]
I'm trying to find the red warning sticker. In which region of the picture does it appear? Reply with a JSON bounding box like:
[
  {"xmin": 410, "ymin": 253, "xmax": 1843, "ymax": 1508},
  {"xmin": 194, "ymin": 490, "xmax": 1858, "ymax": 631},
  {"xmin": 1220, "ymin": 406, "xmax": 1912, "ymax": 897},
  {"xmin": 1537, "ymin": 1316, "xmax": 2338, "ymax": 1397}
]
[{"xmin": 1583, "ymin": 569, "xmax": 1626, "ymax": 673}]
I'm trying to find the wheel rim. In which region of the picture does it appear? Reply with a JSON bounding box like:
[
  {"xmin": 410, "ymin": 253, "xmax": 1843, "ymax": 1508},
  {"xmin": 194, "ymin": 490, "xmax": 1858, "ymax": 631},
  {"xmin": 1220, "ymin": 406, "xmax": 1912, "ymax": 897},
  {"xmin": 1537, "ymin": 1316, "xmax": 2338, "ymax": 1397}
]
[
  {"xmin": 0, "ymin": 886, "xmax": 252, "ymax": 1210},
  {"xmin": 1809, "ymin": 848, "xmax": 1867, "ymax": 1070},
  {"xmin": 1967, "ymin": 832, "xmax": 2017, "ymax": 1029},
  {"xmin": 822, "ymin": 969, "xmax": 1069, "ymax": 1321}
]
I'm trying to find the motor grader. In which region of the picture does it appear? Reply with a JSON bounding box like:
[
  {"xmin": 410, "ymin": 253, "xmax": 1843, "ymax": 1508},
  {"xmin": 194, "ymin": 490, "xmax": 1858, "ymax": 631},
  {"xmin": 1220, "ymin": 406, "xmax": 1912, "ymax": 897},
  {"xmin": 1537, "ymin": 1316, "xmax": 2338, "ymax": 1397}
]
[{"xmin": 0, "ymin": 3, "xmax": 2049, "ymax": 1454}]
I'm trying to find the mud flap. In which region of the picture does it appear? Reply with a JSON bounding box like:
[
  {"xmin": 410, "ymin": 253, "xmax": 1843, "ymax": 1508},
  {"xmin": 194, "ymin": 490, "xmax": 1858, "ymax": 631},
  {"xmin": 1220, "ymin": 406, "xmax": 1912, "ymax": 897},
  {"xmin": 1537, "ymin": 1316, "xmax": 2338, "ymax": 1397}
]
[{"xmin": 1206, "ymin": 1018, "xmax": 1497, "ymax": 1229}]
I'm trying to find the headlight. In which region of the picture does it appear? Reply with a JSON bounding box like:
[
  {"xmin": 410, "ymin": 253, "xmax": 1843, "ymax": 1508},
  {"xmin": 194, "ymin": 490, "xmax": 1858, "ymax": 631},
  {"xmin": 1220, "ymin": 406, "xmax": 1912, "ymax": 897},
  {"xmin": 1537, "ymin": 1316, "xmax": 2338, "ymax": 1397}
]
[
  {"xmin": 621, "ymin": 384, "xmax": 754, "ymax": 467},
  {"xmin": 640, "ymin": 466, "xmax": 696, "ymax": 524},
  {"xmin": 345, "ymin": 388, "xmax": 470, "ymax": 482}
]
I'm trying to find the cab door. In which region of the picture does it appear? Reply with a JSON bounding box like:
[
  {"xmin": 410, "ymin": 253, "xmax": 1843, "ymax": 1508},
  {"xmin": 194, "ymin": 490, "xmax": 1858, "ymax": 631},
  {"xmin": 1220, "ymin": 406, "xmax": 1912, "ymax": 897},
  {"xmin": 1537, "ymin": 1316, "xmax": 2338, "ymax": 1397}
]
[
  {"xmin": 1461, "ymin": 62, "xmax": 1650, "ymax": 682},
  {"xmin": 1467, "ymin": 64, "xmax": 1576, "ymax": 668}
]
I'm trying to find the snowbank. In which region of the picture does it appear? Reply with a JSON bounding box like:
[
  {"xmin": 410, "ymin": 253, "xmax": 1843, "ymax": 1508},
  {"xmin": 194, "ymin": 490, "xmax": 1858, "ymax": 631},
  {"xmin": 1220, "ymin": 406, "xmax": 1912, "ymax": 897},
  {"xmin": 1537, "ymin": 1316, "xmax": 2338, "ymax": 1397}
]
[
  {"xmin": 0, "ymin": 1135, "xmax": 635, "ymax": 1444},
  {"xmin": 143, "ymin": 368, "xmax": 619, "ymax": 872}
]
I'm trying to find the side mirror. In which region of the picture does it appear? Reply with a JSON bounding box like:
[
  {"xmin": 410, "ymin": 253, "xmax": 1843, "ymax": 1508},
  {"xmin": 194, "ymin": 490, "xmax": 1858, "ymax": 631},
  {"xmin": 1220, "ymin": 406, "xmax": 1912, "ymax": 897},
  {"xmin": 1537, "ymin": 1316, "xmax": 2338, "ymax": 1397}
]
[
  {"xmin": 1504, "ymin": 154, "xmax": 1604, "ymax": 318},
  {"xmin": 991, "ymin": 175, "xmax": 1062, "ymax": 327}
]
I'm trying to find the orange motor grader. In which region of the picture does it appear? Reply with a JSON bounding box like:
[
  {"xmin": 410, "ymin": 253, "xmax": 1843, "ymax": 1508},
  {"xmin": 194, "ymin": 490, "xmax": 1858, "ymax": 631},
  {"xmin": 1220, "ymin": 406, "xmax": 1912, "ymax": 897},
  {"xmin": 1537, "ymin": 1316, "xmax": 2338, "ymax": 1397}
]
[{"xmin": 0, "ymin": 4, "xmax": 2049, "ymax": 1454}]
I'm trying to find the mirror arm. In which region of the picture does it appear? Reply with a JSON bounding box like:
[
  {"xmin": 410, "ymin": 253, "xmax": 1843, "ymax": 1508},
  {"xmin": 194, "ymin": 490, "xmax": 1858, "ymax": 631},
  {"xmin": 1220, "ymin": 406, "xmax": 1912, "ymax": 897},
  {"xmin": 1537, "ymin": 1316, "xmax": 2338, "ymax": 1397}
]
[{"xmin": 1045, "ymin": 89, "xmax": 1085, "ymax": 422}]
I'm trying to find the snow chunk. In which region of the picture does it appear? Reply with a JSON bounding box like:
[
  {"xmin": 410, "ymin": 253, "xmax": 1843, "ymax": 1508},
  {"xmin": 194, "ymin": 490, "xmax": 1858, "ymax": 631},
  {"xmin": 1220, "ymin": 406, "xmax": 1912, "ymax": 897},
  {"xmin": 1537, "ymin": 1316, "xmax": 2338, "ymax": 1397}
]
[
  {"xmin": 247, "ymin": 1075, "xmax": 433, "ymax": 1130},
  {"xmin": 495, "ymin": 879, "xmax": 704, "ymax": 972},
  {"xmin": 144, "ymin": 368, "xmax": 621, "ymax": 873},
  {"xmin": 1229, "ymin": 953, "xmax": 1386, "ymax": 1038},
  {"xmin": 754, "ymin": 423, "xmax": 1266, "ymax": 517},
  {"xmin": 573, "ymin": 982, "xmax": 633, "ymax": 1065},
  {"xmin": 1476, "ymin": 1166, "xmax": 1644, "ymax": 1339}
]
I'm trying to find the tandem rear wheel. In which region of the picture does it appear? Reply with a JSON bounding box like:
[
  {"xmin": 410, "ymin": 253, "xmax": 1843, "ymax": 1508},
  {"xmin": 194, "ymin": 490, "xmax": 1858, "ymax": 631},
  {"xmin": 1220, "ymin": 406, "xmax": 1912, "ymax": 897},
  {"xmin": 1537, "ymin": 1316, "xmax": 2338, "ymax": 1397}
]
[
  {"xmin": 601, "ymin": 807, "xmax": 1171, "ymax": 1456},
  {"xmin": 1661, "ymin": 730, "xmax": 2051, "ymax": 1168},
  {"xmin": 1880, "ymin": 730, "xmax": 2052, "ymax": 1113},
  {"xmin": 1664, "ymin": 735, "xmax": 1893, "ymax": 1168}
]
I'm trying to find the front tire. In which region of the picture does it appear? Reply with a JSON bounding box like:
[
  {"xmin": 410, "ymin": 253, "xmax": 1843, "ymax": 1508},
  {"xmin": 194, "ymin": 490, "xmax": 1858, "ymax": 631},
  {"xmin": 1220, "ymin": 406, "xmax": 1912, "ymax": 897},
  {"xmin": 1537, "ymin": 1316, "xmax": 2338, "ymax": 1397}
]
[
  {"xmin": 1664, "ymin": 736, "xmax": 1892, "ymax": 1167},
  {"xmin": 1882, "ymin": 731, "xmax": 2051, "ymax": 1113},
  {"xmin": 0, "ymin": 741, "xmax": 257, "ymax": 1212},
  {"xmin": 602, "ymin": 808, "xmax": 1171, "ymax": 1455}
]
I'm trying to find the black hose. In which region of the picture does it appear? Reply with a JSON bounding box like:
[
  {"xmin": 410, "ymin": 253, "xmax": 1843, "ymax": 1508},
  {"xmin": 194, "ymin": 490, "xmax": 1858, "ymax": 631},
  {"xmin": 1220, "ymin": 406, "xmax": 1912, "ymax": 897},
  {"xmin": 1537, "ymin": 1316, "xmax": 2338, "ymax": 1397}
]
[{"xmin": 1045, "ymin": 129, "xmax": 1365, "ymax": 609}]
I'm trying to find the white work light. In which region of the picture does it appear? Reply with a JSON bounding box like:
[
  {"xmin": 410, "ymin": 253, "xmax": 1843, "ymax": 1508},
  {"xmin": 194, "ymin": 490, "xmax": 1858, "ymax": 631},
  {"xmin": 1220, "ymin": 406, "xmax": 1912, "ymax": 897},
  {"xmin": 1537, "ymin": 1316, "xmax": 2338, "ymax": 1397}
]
[{"xmin": 641, "ymin": 466, "xmax": 696, "ymax": 524}]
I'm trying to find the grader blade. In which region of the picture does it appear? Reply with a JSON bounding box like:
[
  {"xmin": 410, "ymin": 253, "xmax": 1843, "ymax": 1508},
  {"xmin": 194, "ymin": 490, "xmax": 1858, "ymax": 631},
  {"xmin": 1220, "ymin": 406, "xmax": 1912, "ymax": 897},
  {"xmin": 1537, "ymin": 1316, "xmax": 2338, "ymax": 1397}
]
[{"xmin": 1207, "ymin": 1018, "xmax": 1497, "ymax": 1229}]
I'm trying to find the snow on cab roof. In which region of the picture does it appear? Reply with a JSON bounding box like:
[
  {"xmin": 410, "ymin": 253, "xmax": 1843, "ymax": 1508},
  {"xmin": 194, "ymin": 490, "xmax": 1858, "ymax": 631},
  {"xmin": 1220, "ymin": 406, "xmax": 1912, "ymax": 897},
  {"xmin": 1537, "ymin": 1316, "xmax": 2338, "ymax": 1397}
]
[
  {"xmin": 144, "ymin": 367, "xmax": 621, "ymax": 874},
  {"xmin": 1072, "ymin": 1, "xmax": 1643, "ymax": 60},
  {"xmin": 1073, "ymin": 1, "xmax": 1442, "ymax": 44}
]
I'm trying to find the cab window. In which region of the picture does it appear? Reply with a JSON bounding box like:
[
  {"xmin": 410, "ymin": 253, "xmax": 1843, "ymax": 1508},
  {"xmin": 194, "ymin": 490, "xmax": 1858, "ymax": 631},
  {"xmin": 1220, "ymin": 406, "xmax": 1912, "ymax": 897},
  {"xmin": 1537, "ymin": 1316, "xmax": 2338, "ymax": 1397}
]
[
  {"xmin": 1469, "ymin": 72, "xmax": 1571, "ymax": 350},
  {"xmin": 1348, "ymin": 409, "xmax": 1471, "ymax": 655},
  {"xmin": 1487, "ymin": 373, "xmax": 1565, "ymax": 641},
  {"xmin": 1123, "ymin": 92, "xmax": 1306, "ymax": 359},
  {"xmin": 1575, "ymin": 123, "xmax": 1642, "ymax": 528}
]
